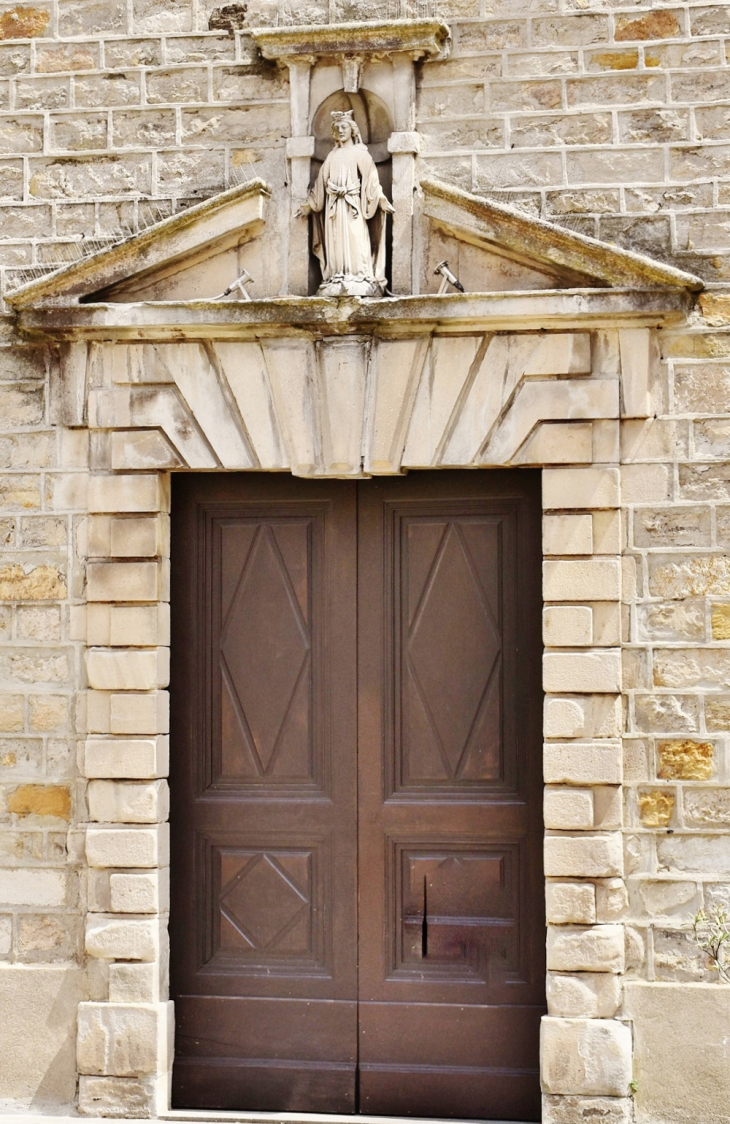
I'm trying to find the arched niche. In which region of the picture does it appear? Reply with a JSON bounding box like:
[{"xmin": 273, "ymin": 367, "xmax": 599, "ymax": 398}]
[{"xmin": 308, "ymin": 88, "xmax": 394, "ymax": 294}]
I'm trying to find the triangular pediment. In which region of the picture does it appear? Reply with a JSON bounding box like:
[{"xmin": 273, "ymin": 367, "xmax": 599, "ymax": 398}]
[
  {"xmin": 7, "ymin": 170, "xmax": 703, "ymax": 312},
  {"xmin": 419, "ymin": 178, "xmax": 703, "ymax": 293},
  {"xmin": 6, "ymin": 178, "xmax": 270, "ymax": 310}
]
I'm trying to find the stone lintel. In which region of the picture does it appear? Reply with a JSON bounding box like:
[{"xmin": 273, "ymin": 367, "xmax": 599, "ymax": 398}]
[
  {"xmin": 17, "ymin": 290, "xmax": 693, "ymax": 343},
  {"xmin": 421, "ymin": 178, "xmax": 705, "ymax": 293},
  {"xmin": 6, "ymin": 179, "xmax": 271, "ymax": 311},
  {"xmin": 251, "ymin": 19, "xmax": 450, "ymax": 64}
]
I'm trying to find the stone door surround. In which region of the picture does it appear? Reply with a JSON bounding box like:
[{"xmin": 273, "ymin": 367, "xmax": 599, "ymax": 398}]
[{"xmin": 6, "ymin": 286, "xmax": 677, "ymax": 1118}]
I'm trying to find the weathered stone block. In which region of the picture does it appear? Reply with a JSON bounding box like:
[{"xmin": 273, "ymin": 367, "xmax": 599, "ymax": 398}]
[
  {"xmin": 543, "ymin": 606, "xmax": 593, "ymax": 647},
  {"xmin": 78, "ymin": 1074, "xmax": 156, "ymax": 1118},
  {"xmin": 86, "ymin": 916, "xmax": 159, "ymax": 962},
  {"xmin": 87, "ymin": 779, "xmax": 169, "ymax": 823},
  {"xmin": 0, "ymin": 868, "xmax": 66, "ymax": 906},
  {"xmin": 110, "ymin": 870, "xmax": 166, "ymax": 913},
  {"xmin": 547, "ymin": 925, "xmax": 625, "ymax": 973},
  {"xmin": 541, "ymin": 1017, "xmax": 632, "ymax": 1095},
  {"xmin": 82, "ymin": 736, "xmax": 169, "ymax": 779},
  {"xmin": 543, "ymin": 560, "xmax": 621, "ymax": 602},
  {"xmin": 658, "ymin": 834, "xmax": 730, "ymax": 877},
  {"xmin": 86, "ymin": 648, "xmax": 169, "ymax": 691},
  {"xmin": 637, "ymin": 601, "xmax": 705, "ymax": 642},
  {"xmin": 706, "ymin": 696, "xmax": 730, "ymax": 732},
  {"xmin": 596, "ymin": 878, "xmax": 629, "ymax": 922},
  {"xmin": 547, "ymin": 972, "xmax": 621, "ymax": 1018},
  {"xmin": 544, "ymin": 741, "xmax": 622, "ymax": 785},
  {"xmin": 658, "ymin": 739, "xmax": 714, "ymax": 780},
  {"xmin": 684, "ymin": 788, "xmax": 730, "ymax": 827},
  {"xmin": 7, "ymin": 782, "xmax": 70, "ymax": 819},
  {"xmin": 653, "ymin": 647, "xmax": 730, "ymax": 690},
  {"xmin": 0, "ymin": 561, "xmax": 64, "ymax": 600},
  {"xmin": 625, "ymin": 982, "xmax": 730, "ymax": 1124},
  {"xmin": 0, "ymin": 965, "xmax": 85, "ymax": 1106},
  {"xmin": 77, "ymin": 1001, "xmax": 172, "ymax": 1077},
  {"xmin": 543, "ymin": 514, "xmax": 593, "ymax": 556},
  {"xmin": 85, "ymin": 824, "xmax": 169, "ymax": 869},
  {"xmin": 638, "ymin": 789, "xmax": 675, "ymax": 827},
  {"xmin": 634, "ymin": 694, "xmax": 699, "ymax": 733},
  {"xmin": 108, "ymin": 962, "xmax": 159, "ymax": 1004},
  {"xmin": 637, "ymin": 880, "xmax": 700, "ymax": 919},
  {"xmin": 544, "ymin": 694, "xmax": 621, "ymax": 739},
  {"xmin": 545, "ymin": 881, "xmax": 596, "ymax": 925},
  {"xmin": 542, "ymin": 1094, "xmax": 632, "ymax": 1124},
  {"xmin": 650, "ymin": 555, "xmax": 730, "ymax": 599},
  {"xmin": 545, "ymin": 834, "xmax": 623, "ymax": 878},
  {"xmin": 544, "ymin": 651, "xmax": 621, "ymax": 693},
  {"xmin": 88, "ymin": 474, "xmax": 168, "ymax": 514}
]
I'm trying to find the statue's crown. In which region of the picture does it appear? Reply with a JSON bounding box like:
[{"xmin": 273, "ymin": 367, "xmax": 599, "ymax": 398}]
[{"xmin": 331, "ymin": 110, "xmax": 355, "ymax": 122}]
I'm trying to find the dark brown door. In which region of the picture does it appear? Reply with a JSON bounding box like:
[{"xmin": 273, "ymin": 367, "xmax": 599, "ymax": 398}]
[
  {"xmin": 357, "ymin": 474, "xmax": 544, "ymax": 1121},
  {"xmin": 170, "ymin": 471, "xmax": 544, "ymax": 1121}
]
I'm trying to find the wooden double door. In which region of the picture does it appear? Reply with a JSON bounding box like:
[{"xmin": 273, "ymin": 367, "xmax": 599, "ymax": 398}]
[{"xmin": 170, "ymin": 471, "xmax": 545, "ymax": 1121}]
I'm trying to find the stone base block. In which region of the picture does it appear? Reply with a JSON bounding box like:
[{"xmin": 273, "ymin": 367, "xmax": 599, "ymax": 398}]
[
  {"xmin": 541, "ymin": 1015, "xmax": 632, "ymax": 1096},
  {"xmin": 0, "ymin": 964, "xmax": 87, "ymax": 1108},
  {"xmin": 543, "ymin": 1093, "xmax": 633, "ymax": 1124},
  {"xmin": 626, "ymin": 981, "xmax": 730, "ymax": 1123},
  {"xmin": 77, "ymin": 1000, "xmax": 173, "ymax": 1078},
  {"xmin": 78, "ymin": 1074, "xmax": 156, "ymax": 1117}
]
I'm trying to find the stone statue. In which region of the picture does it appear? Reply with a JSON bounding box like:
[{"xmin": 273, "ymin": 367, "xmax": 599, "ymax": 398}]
[{"xmin": 297, "ymin": 110, "xmax": 395, "ymax": 298}]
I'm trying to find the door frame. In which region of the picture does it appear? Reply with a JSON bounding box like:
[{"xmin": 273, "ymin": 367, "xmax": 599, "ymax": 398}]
[{"xmin": 75, "ymin": 322, "xmax": 632, "ymax": 1120}]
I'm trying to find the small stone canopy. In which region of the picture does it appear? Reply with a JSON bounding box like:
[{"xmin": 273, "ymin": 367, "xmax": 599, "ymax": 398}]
[
  {"xmin": 250, "ymin": 19, "xmax": 450, "ymax": 67},
  {"xmin": 5, "ymin": 173, "xmax": 703, "ymax": 311}
]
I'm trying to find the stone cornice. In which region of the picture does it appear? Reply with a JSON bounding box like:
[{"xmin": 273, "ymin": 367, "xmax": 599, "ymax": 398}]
[
  {"xmin": 251, "ymin": 19, "xmax": 450, "ymax": 63},
  {"xmin": 6, "ymin": 179, "xmax": 271, "ymax": 310},
  {"xmin": 421, "ymin": 178, "xmax": 704, "ymax": 293},
  {"xmin": 17, "ymin": 290, "xmax": 692, "ymax": 342}
]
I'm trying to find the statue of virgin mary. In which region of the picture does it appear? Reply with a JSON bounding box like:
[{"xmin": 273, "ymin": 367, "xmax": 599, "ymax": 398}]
[{"xmin": 297, "ymin": 110, "xmax": 395, "ymax": 298}]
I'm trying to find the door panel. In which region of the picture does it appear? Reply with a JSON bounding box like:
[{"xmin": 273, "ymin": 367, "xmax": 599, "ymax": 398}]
[
  {"xmin": 170, "ymin": 475, "xmax": 358, "ymax": 1111},
  {"xmin": 170, "ymin": 470, "xmax": 544, "ymax": 1120},
  {"xmin": 357, "ymin": 472, "xmax": 544, "ymax": 1121}
]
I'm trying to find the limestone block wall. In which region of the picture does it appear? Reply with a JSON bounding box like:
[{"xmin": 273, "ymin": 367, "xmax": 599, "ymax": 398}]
[
  {"xmin": 0, "ymin": 0, "xmax": 724, "ymax": 1121},
  {"xmin": 0, "ymin": 0, "xmax": 726, "ymax": 290}
]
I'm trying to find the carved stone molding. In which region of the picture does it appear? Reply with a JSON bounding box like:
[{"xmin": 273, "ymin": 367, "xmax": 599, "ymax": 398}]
[{"xmin": 60, "ymin": 327, "xmax": 655, "ymax": 478}]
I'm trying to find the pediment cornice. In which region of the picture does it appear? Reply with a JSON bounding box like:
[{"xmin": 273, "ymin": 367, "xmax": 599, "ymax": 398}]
[
  {"xmin": 421, "ymin": 178, "xmax": 704, "ymax": 293},
  {"xmin": 251, "ymin": 19, "xmax": 450, "ymax": 64},
  {"xmin": 6, "ymin": 178, "xmax": 270, "ymax": 311},
  {"xmin": 17, "ymin": 290, "xmax": 692, "ymax": 343}
]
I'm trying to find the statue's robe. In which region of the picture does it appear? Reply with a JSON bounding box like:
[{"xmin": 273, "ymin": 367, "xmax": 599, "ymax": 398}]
[{"xmin": 306, "ymin": 141, "xmax": 389, "ymax": 292}]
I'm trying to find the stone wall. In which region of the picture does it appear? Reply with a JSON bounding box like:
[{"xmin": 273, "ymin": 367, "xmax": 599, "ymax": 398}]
[
  {"xmin": 0, "ymin": 0, "xmax": 728, "ymax": 290},
  {"xmin": 0, "ymin": 0, "xmax": 728, "ymax": 1120}
]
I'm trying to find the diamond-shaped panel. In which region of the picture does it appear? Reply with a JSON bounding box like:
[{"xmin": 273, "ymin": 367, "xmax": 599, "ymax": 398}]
[
  {"xmin": 407, "ymin": 523, "xmax": 500, "ymax": 778},
  {"xmin": 220, "ymin": 854, "xmax": 309, "ymax": 949},
  {"xmin": 221, "ymin": 526, "xmax": 310, "ymax": 774}
]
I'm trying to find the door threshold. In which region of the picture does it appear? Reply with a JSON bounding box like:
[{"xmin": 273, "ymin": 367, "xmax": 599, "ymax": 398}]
[{"xmin": 161, "ymin": 1113, "xmax": 531, "ymax": 1124}]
